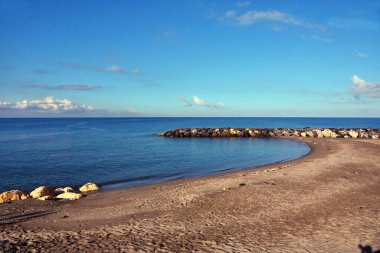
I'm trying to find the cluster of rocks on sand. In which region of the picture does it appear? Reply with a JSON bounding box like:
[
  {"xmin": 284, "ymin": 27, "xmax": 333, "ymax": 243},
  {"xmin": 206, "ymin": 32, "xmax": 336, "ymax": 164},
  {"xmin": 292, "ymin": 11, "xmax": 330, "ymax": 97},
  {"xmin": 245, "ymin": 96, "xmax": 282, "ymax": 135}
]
[
  {"xmin": 160, "ymin": 128, "xmax": 380, "ymax": 139},
  {"xmin": 0, "ymin": 182, "xmax": 99, "ymax": 204}
]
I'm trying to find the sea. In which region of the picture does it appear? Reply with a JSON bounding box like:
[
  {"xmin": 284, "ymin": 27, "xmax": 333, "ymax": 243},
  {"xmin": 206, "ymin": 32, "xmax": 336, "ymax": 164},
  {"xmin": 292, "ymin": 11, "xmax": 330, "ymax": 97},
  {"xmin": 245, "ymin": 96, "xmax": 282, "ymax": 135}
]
[{"xmin": 0, "ymin": 117, "xmax": 379, "ymax": 193}]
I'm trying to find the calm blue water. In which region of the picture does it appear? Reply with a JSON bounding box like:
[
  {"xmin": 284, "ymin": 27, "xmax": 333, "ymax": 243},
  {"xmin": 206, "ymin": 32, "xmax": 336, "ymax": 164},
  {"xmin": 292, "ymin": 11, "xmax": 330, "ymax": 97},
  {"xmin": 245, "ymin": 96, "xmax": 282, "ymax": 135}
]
[{"xmin": 0, "ymin": 117, "xmax": 379, "ymax": 192}]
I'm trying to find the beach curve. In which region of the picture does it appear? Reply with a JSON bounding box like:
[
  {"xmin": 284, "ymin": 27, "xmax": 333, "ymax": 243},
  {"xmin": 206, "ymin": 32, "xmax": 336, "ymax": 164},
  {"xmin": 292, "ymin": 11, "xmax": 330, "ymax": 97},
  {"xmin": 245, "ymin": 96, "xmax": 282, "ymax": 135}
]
[{"xmin": 0, "ymin": 137, "xmax": 379, "ymax": 252}]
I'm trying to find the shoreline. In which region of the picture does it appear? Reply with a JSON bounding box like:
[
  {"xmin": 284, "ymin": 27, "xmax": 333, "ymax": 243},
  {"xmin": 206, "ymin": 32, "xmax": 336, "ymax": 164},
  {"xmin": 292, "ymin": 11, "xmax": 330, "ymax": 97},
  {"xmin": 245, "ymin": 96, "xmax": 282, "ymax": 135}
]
[
  {"xmin": 1, "ymin": 138, "xmax": 379, "ymax": 252},
  {"xmin": 2, "ymin": 125, "xmax": 379, "ymax": 194},
  {"xmin": 100, "ymin": 137, "xmax": 312, "ymax": 191},
  {"xmin": 0, "ymin": 137, "xmax": 311, "ymax": 194}
]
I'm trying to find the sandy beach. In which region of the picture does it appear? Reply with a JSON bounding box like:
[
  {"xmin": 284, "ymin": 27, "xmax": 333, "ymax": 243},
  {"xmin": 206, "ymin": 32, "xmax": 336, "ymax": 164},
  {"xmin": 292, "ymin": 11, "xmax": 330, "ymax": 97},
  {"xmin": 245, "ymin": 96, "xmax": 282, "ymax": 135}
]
[{"xmin": 1, "ymin": 137, "xmax": 379, "ymax": 252}]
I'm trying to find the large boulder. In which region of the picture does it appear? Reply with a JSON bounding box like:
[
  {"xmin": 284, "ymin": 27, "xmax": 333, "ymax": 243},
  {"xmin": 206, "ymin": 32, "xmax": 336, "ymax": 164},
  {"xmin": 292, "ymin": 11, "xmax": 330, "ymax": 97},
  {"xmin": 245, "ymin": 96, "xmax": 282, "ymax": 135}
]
[
  {"xmin": 330, "ymin": 132, "xmax": 338, "ymax": 138},
  {"xmin": 315, "ymin": 129, "xmax": 323, "ymax": 138},
  {"xmin": 300, "ymin": 132, "xmax": 307, "ymax": 137},
  {"xmin": 79, "ymin": 182, "xmax": 99, "ymax": 193},
  {"xmin": 348, "ymin": 130, "xmax": 358, "ymax": 138},
  {"xmin": 30, "ymin": 186, "xmax": 55, "ymax": 199},
  {"xmin": 212, "ymin": 129, "xmax": 220, "ymax": 137},
  {"xmin": 56, "ymin": 192, "xmax": 83, "ymax": 200},
  {"xmin": 21, "ymin": 193, "xmax": 30, "ymax": 200},
  {"xmin": 338, "ymin": 130, "xmax": 348, "ymax": 138},
  {"xmin": 54, "ymin": 187, "xmax": 74, "ymax": 195},
  {"xmin": 306, "ymin": 131, "xmax": 315, "ymax": 138},
  {"xmin": 322, "ymin": 129, "xmax": 332, "ymax": 138},
  {"xmin": 0, "ymin": 190, "xmax": 24, "ymax": 203},
  {"xmin": 359, "ymin": 131, "xmax": 369, "ymax": 138},
  {"xmin": 229, "ymin": 128, "xmax": 237, "ymax": 136},
  {"xmin": 221, "ymin": 129, "xmax": 229, "ymax": 137}
]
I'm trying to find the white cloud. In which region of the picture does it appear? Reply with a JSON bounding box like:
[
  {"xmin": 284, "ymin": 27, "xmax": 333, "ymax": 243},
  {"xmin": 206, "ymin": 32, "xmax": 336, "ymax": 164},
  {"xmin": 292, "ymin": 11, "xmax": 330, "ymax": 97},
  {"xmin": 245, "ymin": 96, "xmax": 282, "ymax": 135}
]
[
  {"xmin": 236, "ymin": 1, "xmax": 251, "ymax": 8},
  {"xmin": 237, "ymin": 10, "xmax": 302, "ymax": 26},
  {"xmin": 177, "ymin": 96, "xmax": 224, "ymax": 108},
  {"xmin": 177, "ymin": 96, "xmax": 192, "ymax": 107},
  {"xmin": 328, "ymin": 18, "xmax": 379, "ymax": 30},
  {"xmin": 131, "ymin": 68, "xmax": 141, "ymax": 75},
  {"xmin": 154, "ymin": 28, "xmax": 177, "ymax": 43},
  {"xmin": 0, "ymin": 97, "xmax": 94, "ymax": 112},
  {"xmin": 351, "ymin": 75, "xmax": 380, "ymax": 98},
  {"xmin": 118, "ymin": 108, "xmax": 141, "ymax": 115},
  {"xmin": 192, "ymin": 96, "xmax": 225, "ymax": 108},
  {"xmin": 305, "ymin": 35, "xmax": 332, "ymax": 43},
  {"xmin": 33, "ymin": 69, "xmax": 54, "ymax": 75},
  {"xmin": 226, "ymin": 10, "xmax": 236, "ymax": 18},
  {"xmin": 162, "ymin": 29, "xmax": 176, "ymax": 38},
  {"xmin": 352, "ymin": 75, "xmax": 366, "ymax": 86},
  {"xmin": 215, "ymin": 102, "xmax": 225, "ymax": 108},
  {"xmin": 192, "ymin": 96, "xmax": 207, "ymax": 106},
  {"xmin": 272, "ymin": 25, "xmax": 284, "ymax": 32},
  {"xmin": 212, "ymin": 9, "xmax": 324, "ymax": 30},
  {"xmin": 23, "ymin": 84, "xmax": 102, "ymax": 91},
  {"xmin": 61, "ymin": 62, "xmax": 125, "ymax": 74},
  {"xmin": 105, "ymin": 65, "xmax": 124, "ymax": 73},
  {"xmin": 357, "ymin": 52, "xmax": 369, "ymax": 59},
  {"xmin": 126, "ymin": 108, "xmax": 138, "ymax": 113}
]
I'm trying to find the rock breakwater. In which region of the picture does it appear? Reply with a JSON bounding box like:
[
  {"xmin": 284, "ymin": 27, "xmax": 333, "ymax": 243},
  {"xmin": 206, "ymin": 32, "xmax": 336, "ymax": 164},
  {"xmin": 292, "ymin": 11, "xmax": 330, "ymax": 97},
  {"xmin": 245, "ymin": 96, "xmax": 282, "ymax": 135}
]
[{"xmin": 160, "ymin": 128, "xmax": 380, "ymax": 139}]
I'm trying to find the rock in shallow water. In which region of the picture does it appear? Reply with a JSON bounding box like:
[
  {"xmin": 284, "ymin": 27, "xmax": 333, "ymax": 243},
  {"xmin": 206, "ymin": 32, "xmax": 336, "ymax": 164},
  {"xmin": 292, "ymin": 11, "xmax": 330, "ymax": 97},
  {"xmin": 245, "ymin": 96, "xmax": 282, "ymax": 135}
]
[{"xmin": 79, "ymin": 182, "xmax": 99, "ymax": 193}]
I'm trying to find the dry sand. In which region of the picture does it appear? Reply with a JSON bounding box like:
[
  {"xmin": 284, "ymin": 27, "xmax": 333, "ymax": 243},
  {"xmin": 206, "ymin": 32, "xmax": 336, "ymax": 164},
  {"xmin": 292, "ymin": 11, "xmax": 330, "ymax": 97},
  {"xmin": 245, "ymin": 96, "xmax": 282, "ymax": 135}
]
[{"xmin": 0, "ymin": 138, "xmax": 379, "ymax": 252}]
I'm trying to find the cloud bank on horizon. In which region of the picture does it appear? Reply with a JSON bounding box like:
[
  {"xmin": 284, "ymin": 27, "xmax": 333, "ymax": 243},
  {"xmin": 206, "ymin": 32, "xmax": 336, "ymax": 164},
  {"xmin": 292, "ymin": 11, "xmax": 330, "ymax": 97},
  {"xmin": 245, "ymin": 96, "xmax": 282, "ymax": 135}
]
[
  {"xmin": 0, "ymin": 0, "xmax": 379, "ymax": 117},
  {"xmin": 178, "ymin": 96, "xmax": 225, "ymax": 109},
  {"xmin": 0, "ymin": 97, "xmax": 94, "ymax": 112}
]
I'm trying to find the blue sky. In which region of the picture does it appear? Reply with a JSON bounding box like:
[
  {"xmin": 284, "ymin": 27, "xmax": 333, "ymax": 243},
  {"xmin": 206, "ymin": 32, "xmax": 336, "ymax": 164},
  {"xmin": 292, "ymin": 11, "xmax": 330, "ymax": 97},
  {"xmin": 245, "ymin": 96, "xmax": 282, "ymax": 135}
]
[{"xmin": 0, "ymin": 0, "xmax": 379, "ymax": 117}]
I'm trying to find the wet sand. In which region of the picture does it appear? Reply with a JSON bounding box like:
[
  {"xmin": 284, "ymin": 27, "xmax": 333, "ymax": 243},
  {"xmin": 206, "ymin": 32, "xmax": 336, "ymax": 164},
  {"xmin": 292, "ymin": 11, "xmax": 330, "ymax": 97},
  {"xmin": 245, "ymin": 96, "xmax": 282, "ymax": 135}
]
[{"xmin": 1, "ymin": 138, "xmax": 379, "ymax": 252}]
